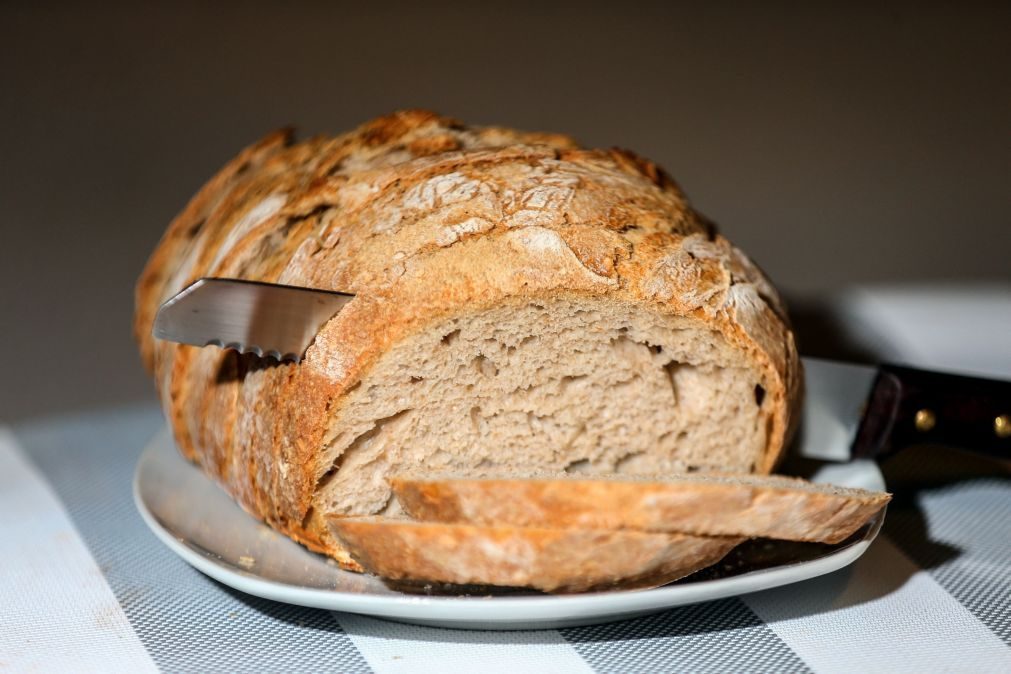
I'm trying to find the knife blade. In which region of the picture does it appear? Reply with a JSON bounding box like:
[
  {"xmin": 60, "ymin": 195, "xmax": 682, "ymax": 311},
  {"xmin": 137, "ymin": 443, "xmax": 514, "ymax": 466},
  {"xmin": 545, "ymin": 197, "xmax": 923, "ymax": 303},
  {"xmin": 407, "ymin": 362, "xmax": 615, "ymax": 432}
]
[
  {"xmin": 152, "ymin": 278, "xmax": 353, "ymax": 362},
  {"xmin": 794, "ymin": 357, "xmax": 876, "ymax": 462},
  {"xmin": 153, "ymin": 278, "xmax": 1011, "ymax": 463}
]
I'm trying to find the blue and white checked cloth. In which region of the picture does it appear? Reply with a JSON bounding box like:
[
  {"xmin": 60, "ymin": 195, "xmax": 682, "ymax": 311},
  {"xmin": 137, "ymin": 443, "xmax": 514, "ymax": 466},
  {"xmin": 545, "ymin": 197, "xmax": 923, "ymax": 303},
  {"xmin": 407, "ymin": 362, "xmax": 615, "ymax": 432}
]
[{"xmin": 3, "ymin": 286, "xmax": 1009, "ymax": 673}]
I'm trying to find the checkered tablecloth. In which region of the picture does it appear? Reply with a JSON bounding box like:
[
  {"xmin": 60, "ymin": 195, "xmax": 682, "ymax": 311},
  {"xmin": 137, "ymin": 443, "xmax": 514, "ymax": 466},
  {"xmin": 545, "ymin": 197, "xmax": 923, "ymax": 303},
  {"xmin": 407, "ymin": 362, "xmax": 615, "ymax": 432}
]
[{"xmin": 3, "ymin": 286, "xmax": 1009, "ymax": 673}]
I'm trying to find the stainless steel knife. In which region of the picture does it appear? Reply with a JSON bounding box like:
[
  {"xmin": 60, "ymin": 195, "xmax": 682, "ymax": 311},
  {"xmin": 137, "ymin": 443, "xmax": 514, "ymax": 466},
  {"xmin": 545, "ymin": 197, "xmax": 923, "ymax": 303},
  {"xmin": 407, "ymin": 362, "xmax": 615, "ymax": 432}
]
[
  {"xmin": 153, "ymin": 278, "xmax": 353, "ymax": 362},
  {"xmin": 154, "ymin": 278, "xmax": 1011, "ymax": 464}
]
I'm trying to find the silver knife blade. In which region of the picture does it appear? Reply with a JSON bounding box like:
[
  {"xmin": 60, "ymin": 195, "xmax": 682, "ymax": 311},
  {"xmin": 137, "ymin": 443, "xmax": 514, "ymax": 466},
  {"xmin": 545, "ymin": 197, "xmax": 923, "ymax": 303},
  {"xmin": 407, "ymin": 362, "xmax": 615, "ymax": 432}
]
[
  {"xmin": 794, "ymin": 357, "xmax": 878, "ymax": 479},
  {"xmin": 152, "ymin": 278, "xmax": 354, "ymax": 362},
  {"xmin": 796, "ymin": 357, "xmax": 877, "ymax": 460}
]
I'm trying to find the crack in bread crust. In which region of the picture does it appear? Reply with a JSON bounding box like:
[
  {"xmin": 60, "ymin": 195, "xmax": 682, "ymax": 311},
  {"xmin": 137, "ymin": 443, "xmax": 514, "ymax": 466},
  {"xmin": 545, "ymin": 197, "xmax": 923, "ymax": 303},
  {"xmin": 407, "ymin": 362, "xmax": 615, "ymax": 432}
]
[{"xmin": 134, "ymin": 110, "xmax": 800, "ymax": 566}]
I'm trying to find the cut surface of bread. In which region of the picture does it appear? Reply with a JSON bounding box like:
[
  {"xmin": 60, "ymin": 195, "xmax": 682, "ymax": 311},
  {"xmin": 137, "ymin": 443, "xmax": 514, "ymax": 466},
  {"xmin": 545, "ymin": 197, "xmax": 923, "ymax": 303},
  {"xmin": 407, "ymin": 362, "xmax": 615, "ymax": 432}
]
[
  {"xmin": 133, "ymin": 110, "xmax": 801, "ymax": 565},
  {"xmin": 392, "ymin": 474, "xmax": 891, "ymax": 544},
  {"xmin": 328, "ymin": 516, "xmax": 742, "ymax": 593},
  {"xmin": 318, "ymin": 297, "xmax": 776, "ymax": 521}
]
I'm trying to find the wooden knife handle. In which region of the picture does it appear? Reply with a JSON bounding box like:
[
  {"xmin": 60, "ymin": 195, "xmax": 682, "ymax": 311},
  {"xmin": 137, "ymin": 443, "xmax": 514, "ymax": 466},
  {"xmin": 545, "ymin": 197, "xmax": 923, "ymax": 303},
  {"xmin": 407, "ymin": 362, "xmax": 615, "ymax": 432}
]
[{"xmin": 852, "ymin": 363, "xmax": 1011, "ymax": 461}]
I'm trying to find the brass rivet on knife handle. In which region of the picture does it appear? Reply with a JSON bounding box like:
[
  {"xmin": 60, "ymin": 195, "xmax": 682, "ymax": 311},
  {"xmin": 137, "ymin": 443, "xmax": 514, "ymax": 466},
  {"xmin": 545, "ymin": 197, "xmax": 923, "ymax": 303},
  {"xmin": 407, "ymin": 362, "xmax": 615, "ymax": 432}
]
[
  {"xmin": 852, "ymin": 363, "xmax": 1011, "ymax": 462},
  {"xmin": 914, "ymin": 408, "xmax": 936, "ymax": 433},
  {"xmin": 996, "ymin": 414, "xmax": 1011, "ymax": 439}
]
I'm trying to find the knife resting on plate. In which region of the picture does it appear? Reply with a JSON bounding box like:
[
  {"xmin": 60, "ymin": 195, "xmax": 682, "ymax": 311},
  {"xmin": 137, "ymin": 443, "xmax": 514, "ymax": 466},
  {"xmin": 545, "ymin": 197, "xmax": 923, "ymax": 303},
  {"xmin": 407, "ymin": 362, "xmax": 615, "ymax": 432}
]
[{"xmin": 154, "ymin": 277, "xmax": 1011, "ymax": 465}]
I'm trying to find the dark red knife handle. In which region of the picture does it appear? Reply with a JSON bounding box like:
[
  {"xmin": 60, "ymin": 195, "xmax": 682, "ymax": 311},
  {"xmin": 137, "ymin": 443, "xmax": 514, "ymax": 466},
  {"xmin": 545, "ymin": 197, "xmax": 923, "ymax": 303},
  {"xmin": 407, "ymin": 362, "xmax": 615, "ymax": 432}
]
[{"xmin": 852, "ymin": 363, "xmax": 1011, "ymax": 461}]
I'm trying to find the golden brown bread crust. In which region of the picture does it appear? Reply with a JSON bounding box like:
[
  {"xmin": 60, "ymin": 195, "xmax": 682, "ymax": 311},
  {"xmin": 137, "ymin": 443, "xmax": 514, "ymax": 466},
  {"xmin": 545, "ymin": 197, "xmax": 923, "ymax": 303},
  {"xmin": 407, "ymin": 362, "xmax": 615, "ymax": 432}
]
[
  {"xmin": 393, "ymin": 475, "xmax": 891, "ymax": 545},
  {"xmin": 134, "ymin": 110, "xmax": 801, "ymax": 567},
  {"xmin": 328, "ymin": 517, "xmax": 742, "ymax": 593}
]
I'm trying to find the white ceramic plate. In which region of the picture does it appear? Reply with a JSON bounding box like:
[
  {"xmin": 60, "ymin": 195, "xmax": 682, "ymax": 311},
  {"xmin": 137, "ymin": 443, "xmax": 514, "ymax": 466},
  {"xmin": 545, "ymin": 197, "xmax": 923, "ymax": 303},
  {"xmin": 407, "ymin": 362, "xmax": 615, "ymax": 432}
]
[{"xmin": 134, "ymin": 372, "xmax": 886, "ymax": 631}]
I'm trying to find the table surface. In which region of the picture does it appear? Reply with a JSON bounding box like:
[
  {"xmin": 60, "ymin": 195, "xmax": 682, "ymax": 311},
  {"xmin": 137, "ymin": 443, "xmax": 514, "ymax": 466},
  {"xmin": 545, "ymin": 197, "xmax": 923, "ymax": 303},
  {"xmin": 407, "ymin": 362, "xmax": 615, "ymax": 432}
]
[{"xmin": 3, "ymin": 287, "xmax": 1010, "ymax": 674}]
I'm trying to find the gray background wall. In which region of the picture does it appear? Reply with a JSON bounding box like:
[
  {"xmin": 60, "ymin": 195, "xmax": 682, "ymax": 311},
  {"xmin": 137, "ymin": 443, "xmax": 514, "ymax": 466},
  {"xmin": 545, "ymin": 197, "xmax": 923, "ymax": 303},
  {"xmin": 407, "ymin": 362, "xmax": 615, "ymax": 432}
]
[{"xmin": 1, "ymin": 2, "xmax": 1008, "ymax": 421}]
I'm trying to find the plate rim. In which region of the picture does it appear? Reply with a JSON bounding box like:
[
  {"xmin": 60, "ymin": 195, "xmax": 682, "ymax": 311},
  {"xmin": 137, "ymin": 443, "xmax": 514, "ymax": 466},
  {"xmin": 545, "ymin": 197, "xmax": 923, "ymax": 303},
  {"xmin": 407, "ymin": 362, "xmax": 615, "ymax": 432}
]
[{"xmin": 133, "ymin": 429, "xmax": 884, "ymax": 626}]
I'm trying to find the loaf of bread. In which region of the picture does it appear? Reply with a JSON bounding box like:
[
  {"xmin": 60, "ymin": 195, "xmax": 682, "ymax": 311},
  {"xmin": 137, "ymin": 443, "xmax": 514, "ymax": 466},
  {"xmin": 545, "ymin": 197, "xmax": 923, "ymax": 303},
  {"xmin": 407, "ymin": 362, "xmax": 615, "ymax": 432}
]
[
  {"xmin": 328, "ymin": 517, "xmax": 742, "ymax": 593},
  {"xmin": 393, "ymin": 473, "xmax": 891, "ymax": 545},
  {"xmin": 134, "ymin": 110, "xmax": 801, "ymax": 569}
]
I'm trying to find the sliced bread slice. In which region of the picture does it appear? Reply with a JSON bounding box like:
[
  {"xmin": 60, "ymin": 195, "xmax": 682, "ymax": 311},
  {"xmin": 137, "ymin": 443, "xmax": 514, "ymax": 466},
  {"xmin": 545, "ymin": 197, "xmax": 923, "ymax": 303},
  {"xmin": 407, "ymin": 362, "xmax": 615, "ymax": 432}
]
[
  {"xmin": 327, "ymin": 516, "xmax": 742, "ymax": 593},
  {"xmin": 391, "ymin": 473, "xmax": 891, "ymax": 545}
]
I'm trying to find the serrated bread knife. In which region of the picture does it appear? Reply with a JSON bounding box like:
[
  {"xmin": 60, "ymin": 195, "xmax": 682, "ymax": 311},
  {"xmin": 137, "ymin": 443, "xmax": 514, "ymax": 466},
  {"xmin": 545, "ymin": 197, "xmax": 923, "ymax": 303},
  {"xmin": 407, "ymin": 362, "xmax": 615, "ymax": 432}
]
[
  {"xmin": 154, "ymin": 277, "xmax": 1011, "ymax": 467},
  {"xmin": 153, "ymin": 277, "xmax": 354, "ymax": 362}
]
